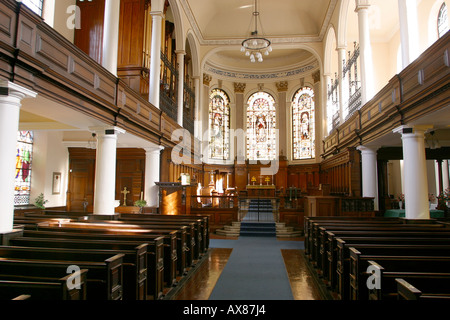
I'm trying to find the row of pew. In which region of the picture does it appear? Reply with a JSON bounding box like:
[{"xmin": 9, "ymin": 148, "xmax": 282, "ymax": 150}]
[
  {"xmin": 304, "ymin": 216, "xmax": 450, "ymax": 300},
  {"xmin": 0, "ymin": 211, "xmax": 210, "ymax": 300}
]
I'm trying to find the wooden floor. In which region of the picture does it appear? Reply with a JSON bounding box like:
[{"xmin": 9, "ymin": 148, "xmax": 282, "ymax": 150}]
[{"xmin": 172, "ymin": 234, "xmax": 322, "ymax": 300}]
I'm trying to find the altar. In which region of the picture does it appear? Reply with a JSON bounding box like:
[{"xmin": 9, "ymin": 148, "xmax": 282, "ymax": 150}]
[{"xmin": 246, "ymin": 185, "xmax": 276, "ymax": 197}]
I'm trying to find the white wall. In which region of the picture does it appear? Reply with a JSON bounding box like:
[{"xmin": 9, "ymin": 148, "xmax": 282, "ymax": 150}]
[{"xmin": 30, "ymin": 131, "xmax": 69, "ymax": 208}]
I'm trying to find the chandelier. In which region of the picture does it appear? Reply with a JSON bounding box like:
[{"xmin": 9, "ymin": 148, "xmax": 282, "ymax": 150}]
[{"xmin": 240, "ymin": 0, "xmax": 272, "ymax": 63}]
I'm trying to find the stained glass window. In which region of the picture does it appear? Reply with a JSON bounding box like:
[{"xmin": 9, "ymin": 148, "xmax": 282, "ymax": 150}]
[
  {"xmin": 438, "ymin": 3, "xmax": 449, "ymax": 38},
  {"xmin": 246, "ymin": 92, "xmax": 277, "ymax": 161},
  {"xmin": 292, "ymin": 87, "xmax": 315, "ymax": 160},
  {"xmin": 15, "ymin": 131, "xmax": 34, "ymax": 206},
  {"xmin": 21, "ymin": 0, "xmax": 44, "ymax": 16},
  {"xmin": 209, "ymin": 89, "xmax": 231, "ymax": 160}
]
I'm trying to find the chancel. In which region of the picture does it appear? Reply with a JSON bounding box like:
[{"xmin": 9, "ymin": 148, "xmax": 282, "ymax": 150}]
[{"xmin": 0, "ymin": 0, "xmax": 449, "ymax": 303}]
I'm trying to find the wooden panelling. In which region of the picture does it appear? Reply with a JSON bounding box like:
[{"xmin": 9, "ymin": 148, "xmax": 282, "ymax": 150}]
[{"xmin": 74, "ymin": 0, "xmax": 105, "ymax": 64}]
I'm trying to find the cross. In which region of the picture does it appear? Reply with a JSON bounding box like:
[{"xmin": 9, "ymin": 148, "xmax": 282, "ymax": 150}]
[{"xmin": 121, "ymin": 187, "xmax": 130, "ymax": 206}]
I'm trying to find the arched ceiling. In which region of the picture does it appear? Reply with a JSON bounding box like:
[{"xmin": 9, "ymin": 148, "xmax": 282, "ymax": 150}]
[
  {"xmin": 182, "ymin": 0, "xmax": 400, "ymax": 74},
  {"xmin": 183, "ymin": 0, "xmax": 336, "ymax": 74}
]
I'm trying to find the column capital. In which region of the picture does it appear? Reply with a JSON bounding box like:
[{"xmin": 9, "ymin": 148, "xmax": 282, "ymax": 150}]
[
  {"xmin": 89, "ymin": 126, "xmax": 126, "ymax": 136},
  {"xmin": 144, "ymin": 145, "xmax": 165, "ymax": 155},
  {"xmin": 355, "ymin": 0, "xmax": 371, "ymax": 11},
  {"xmin": 393, "ymin": 125, "xmax": 433, "ymax": 137},
  {"xmin": 357, "ymin": 145, "xmax": 379, "ymax": 154},
  {"xmin": 175, "ymin": 50, "xmax": 186, "ymax": 56},
  {"xmin": 0, "ymin": 80, "xmax": 37, "ymax": 100}
]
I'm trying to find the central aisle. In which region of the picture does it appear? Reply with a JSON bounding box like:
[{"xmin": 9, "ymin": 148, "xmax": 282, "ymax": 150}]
[{"xmin": 208, "ymin": 237, "xmax": 304, "ymax": 300}]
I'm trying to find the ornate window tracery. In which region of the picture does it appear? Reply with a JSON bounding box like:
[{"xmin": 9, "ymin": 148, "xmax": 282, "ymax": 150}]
[
  {"xmin": 209, "ymin": 89, "xmax": 231, "ymax": 160},
  {"xmin": 246, "ymin": 92, "xmax": 277, "ymax": 161},
  {"xmin": 292, "ymin": 87, "xmax": 315, "ymax": 160}
]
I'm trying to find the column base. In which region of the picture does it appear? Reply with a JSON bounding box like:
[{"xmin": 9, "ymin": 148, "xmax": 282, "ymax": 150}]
[
  {"xmin": 88, "ymin": 213, "xmax": 120, "ymax": 221},
  {"xmin": 0, "ymin": 229, "xmax": 24, "ymax": 245},
  {"xmin": 400, "ymin": 218, "xmax": 435, "ymax": 224}
]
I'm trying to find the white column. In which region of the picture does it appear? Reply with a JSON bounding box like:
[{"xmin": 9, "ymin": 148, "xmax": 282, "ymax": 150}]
[
  {"xmin": 176, "ymin": 50, "xmax": 186, "ymax": 127},
  {"xmin": 91, "ymin": 127, "xmax": 125, "ymax": 215},
  {"xmin": 398, "ymin": 0, "xmax": 420, "ymax": 69},
  {"xmin": 102, "ymin": 0, "xmax": 121, "ymax": 75},
  {"xmin": 144, "ymin": 146, "xmax": 164, "ymax": 207},
  {"xmin": 0, "ymin": 81, "xmax": 37, "ymax": 234},
  {"xmin": 149, "ymin": 0, "xmax": 165, "ymax": 108},
  {"xmin": 357, "ymin": 145, "xmax": 379, "ymax": 211},
  {"xmin": 355, "ymin": 0, "xmax": 375, "ymax": 105},
  {"xmin": 394, "ymin": 125, "xmax": 432, "ymax": 219},
  {"xmin": 337, "ymin": 47, "xmax": 347, "ymax": 123},
  {"xmin": 324, "ymin": 73, "xmax": 332, "ymax": 134},
  {"xmin": 443, "ymin": 160, "xmax": 449, "ymax": 191},
  {"xmin": 193, "ymin": 76, "xmax": 201, "ymax": 140}
]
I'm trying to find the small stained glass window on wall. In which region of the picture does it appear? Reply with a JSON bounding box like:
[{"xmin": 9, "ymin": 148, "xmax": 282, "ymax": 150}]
[
  {"xmin": 438, "ymin": 2, "xmax": 449, "ymax": 38},
  {"xmin": 21, "ymin": 0, "xmax": 44, "ymax": 16},
  {"xmin": 246, "ymin": 92, "xmax": 277, "ymax": 161},
  {"xmin": 292, "ymin": 87, "xmax": 315, "ymax": 160},
  {"xmin": 209, "ymin": 89, "xmax": 231, "ymax": 160},
  {"xmin": 15, "ymin": 131, "xmax": 34, "ymax": 206}
]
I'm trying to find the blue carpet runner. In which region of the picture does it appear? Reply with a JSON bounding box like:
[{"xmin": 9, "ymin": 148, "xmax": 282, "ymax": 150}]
[
  {"xmin": 241, "ymin": 199, "xmax": 276, "ymax": 237},
  {"xmin": 209, "ymin": 237, "xmax": 304, "ymax": 300}
]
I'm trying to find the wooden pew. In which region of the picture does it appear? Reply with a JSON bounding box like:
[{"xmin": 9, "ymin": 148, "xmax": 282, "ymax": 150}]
[
  {"xmin": 326, "ymin": 235, "xmax": 450, "ymax": 292},
  {"xmin": 8, "ymin": 237, "xmax": 149, "ymax": 300},
  {"xmin": 396, "ymin": 278, "xmax": 450, "ymax": 300},
  {"xmin": 119, "ymin": 213, "xmax": 210, "ymax": 254},
  {"xmin": 34, "ymin": 222, "xmax": 182, "ymax": 288},
  {"xmin": 305, "ymin": 218, "xmax": 405, "ymax": 259},
  {"xmin": 21, "ymin": 229, "xmax": 169, "ymax": 300},
  {"xmin": 118, "ymin": 217, "xmax": 206, "ymax": 259},
  {"xmin": 349, "ymin": 247, "xmax": 450, "ymax": 300},
  {"xmin": 312, "ymin": 224, "xmax": 448, "ymax": 274},
  {"xmin": 92, "ymin": 219, "xmax": 196, "ymax": 267},
  {"xmin": 304, "ymin": 217, "xmax": 401, "ymax": 253},
  {"xmin": 365, "ymin": 262, "xmax": 450, "ymax": 300},
  {"xmin": 0, "ymin": 268, "xmax": 88, "ymax": 300},
  {"xmin": 0, "ymin": 246, "xmax": 124, "ymax": 300}
]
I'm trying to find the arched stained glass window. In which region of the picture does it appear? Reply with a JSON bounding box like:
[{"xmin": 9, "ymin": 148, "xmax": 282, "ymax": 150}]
[
  {"xmin": 438, "ymin": 2, "xmax": 449, "ymax": 38},
  {"xmin": 246, "ymin": 92, "xmax": 277, "ymax": 161},
  {"xmin": 15, "ymin": 131, "xmax": 34, "ymax": 205},
  {"xmin": 209, "ymin": 89, "xmax": 231, "ymax": 160},
  {"xmin": 292, "ymin": 87, "xmax": 315, "ymax": 160}
]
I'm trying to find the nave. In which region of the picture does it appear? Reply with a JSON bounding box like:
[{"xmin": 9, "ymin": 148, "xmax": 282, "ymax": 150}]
[{"xmin": 172, "ymin": 234, "xmax": 322, "ymax": 301}]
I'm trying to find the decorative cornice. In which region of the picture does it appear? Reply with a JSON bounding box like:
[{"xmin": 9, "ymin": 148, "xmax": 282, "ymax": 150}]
[{"xmin": 204, "ymin": 62, "xmax": 318, "ymax": 82}]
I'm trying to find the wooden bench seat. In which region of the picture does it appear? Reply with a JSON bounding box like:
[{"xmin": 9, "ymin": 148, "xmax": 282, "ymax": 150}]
[
  {"xmin": 312, "ymin": 224, "xmax": 449, "ymax": 273},
  {"xmin": 0, "ymin": 268, "xmax": 88, "ymax": 300},
  {"xmin": 117, "ymin": 217, "xmax": 206, "ymax": 259},
  {"xmin": 119, "ymin": 214, "xmax": 210, "ymax": 254},
  {"xmin": 33, "ymin": 222, "xmax": 182, "ymax": 288},
  {"xmin": 348, "ymin": 247, "xmax": 450, "ymax": 300},
  {"xmin": 0, "ymin": 246, "xmax": 124, "ymax": 300},
  {"xmin": 8, "ymin": 238, "xmax": 148, "ymax": 300},
  {"xmin": 396, "ymin": 278, "xmax": 450, "ymax": 300},
  {"xmin": 92, "ymin": 220, "xmax": 198, "ymax": 266},
  {"xmin": 366, "ymin": 261, "xmax": 450, "ymax": 300},
  {"xmin": 22, "ymin": 229, "xmax": 170, "ymax": 300},
  {"xmin": 326, "ymin": 235, "xmax": 450, "ymax": 291}
]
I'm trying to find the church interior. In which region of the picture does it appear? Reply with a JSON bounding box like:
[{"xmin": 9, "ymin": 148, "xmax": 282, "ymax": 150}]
[{"xmin": 0, "ymin": 0, "xmax": 450, "ymax": 304}]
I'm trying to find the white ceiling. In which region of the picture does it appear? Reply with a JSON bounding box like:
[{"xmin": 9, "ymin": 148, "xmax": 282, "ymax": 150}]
[{"xmin": 183, "ymin": 0, "xmax": 400, "ymax": 72}]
